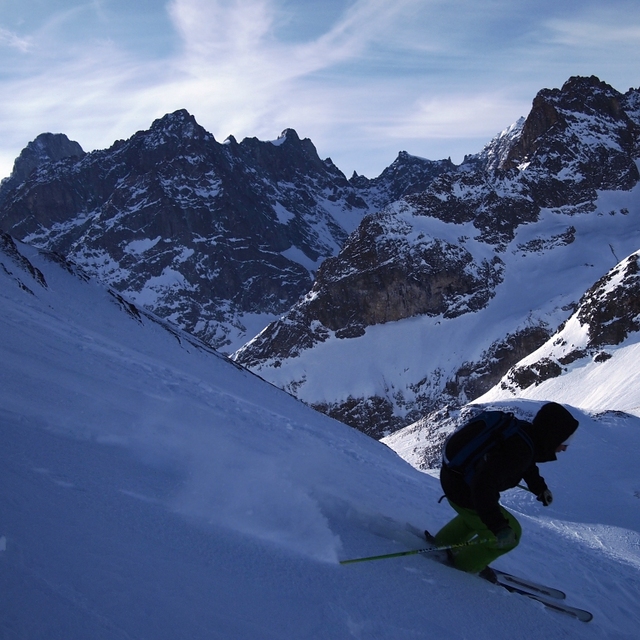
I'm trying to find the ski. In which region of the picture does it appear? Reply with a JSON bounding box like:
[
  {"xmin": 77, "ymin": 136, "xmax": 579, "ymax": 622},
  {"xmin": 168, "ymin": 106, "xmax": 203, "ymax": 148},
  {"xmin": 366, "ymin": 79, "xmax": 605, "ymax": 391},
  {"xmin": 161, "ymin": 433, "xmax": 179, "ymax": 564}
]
[
  {"xmin": 424, "ymin": 530, "xmax": 567, "ymax": 601},
  {"xmin": 491, "ymin": 569, "xmax": 566, "ymax": 600},
  {"xmin": 343, "ymin": 530, "xmax": 592, "ymax": 622},
  {"xmin": 493, "ymin": 580, "xmax": 593, "ymax": 622}
]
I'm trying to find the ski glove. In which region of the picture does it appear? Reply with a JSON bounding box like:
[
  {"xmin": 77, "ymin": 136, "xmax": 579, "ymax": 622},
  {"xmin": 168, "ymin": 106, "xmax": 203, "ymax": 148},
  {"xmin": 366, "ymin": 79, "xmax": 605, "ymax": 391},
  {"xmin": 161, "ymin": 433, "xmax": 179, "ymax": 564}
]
[
  {"xmin": 537, "ymin": 489, "xmax": 553, "ymax": 506},
  {"xmin": 495, "ymin": 526, "xmax": 517, "ymax": 549}
]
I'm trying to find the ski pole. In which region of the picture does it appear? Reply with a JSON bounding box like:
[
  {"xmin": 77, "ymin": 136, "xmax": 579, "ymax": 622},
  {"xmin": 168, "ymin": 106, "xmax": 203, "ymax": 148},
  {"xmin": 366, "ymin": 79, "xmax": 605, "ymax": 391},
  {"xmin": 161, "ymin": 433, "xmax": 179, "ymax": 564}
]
[{"xmin": 339, "ymin": 538, "xmax": 483, "ymax": 565}]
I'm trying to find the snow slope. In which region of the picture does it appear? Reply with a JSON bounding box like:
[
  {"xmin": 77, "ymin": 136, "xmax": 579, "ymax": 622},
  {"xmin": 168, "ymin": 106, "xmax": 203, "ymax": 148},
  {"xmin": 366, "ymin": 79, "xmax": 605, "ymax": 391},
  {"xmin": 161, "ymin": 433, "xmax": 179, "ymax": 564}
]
[
  {"xmin": 481, "ymin": 337, "xmax": 640, "ymax": 416},
  {"xmin": 1, "ymin": 235, "xmax": 639, "ymax": 638},
  {"xmin": 475, "ymin": 247, "xmax": 640, "ymax": 416}
]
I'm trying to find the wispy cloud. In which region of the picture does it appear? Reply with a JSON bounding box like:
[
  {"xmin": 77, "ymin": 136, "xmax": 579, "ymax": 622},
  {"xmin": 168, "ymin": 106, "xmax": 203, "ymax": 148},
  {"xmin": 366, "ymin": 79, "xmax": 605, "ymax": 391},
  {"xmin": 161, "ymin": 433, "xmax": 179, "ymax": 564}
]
[
  {"xmin": 165, "ymin": 0, "xmax": 425, "ymax": 92},
  {"xmin": 140, "ymin": 0, "xmax": 436, "ymax": 154},
  {"xmin": 171, "ymin": 0, "xmax": 423, "ymax": 57},
  {"xmin": 0, "ymin": 26, "xmax": 32, "ymax": 52},
  {"xmin": 371, "ymin": 92, "xmax": 526, "ymax": 140},
  {"xmin": 545, "ymin": 14, "xmax": 640, "ymax": 47}
]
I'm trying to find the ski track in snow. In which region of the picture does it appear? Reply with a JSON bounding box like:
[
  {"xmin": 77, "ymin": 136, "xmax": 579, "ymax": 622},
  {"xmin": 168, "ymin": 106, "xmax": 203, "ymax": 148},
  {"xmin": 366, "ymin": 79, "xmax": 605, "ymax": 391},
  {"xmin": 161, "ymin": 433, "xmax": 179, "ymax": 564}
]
[{"xmin": 1, "ymin": 239, "xmax": 640, "ymax": 638}]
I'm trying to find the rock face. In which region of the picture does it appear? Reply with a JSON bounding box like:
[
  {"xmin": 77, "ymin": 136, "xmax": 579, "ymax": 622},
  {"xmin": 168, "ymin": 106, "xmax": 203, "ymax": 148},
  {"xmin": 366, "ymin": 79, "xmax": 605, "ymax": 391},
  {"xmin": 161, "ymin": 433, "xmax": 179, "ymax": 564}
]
[
  {"xmin": 0, "ymin": 112, "xmax": 446, "ymax": 351},
  {"xmin": 497, "ymin": 250, "xmax": 640, "ymax": 393},
  {"xmin": 0, "ymin": 133, "xmax": 85, "ymax": 206},
  {"xmin": 235, "ymin": 208, "xmax": 505, "ymax": 367},
  {"xmin": 501, "ymin": 76, "xmax": 639, "ymax": 204},
  {"xmin": 234, "ymin": 76, "xmax": 640, "ymax": 437},
  {"xmin": 351, "ymin": 152, "xmax": 455, "ymax": 210}
]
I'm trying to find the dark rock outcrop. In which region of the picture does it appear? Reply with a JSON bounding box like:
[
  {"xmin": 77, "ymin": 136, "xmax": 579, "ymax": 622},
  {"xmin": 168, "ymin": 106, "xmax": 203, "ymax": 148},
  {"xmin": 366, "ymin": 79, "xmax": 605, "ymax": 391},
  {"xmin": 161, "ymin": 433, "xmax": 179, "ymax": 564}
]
[
  {"xmin": 0, "ymin": 133, "xmax": 85, "ymax": 207},
  {"xmin": 235, "ymin": 209, "xmax": 505, "ymax": 369}
]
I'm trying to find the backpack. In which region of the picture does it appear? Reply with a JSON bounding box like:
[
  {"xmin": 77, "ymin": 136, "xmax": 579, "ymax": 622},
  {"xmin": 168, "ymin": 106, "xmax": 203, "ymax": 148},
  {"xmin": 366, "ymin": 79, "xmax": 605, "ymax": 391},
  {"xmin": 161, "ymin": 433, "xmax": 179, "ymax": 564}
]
[{"xmin": 442, "ymin": 411, "xmax": 533, "ymax": 484}]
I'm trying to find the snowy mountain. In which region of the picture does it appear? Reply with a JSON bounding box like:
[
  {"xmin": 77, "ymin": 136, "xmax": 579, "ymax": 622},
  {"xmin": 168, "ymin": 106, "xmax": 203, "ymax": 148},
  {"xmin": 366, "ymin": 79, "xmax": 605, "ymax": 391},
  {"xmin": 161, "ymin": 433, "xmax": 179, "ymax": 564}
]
[
  {"xmin": 350, "ymin": 151, "xmax": 455, "ymax": 210},
  {"xmin": 381, "ymin": 239, "xmax": 640, "ymax": 473},
  {"xmin": 2, "ymin": 75, "xmax": 639, "ymax": 443},
  {"xmin": 2, "ymin": 222, "xmax": 640, "ymax": 637},
  {"xmin": 234, "ymin": 76, "xmax": 640, "ymax": 438},
  {"xmin": 382, "ymin": 251, "xmax": 640, "ymax": 496},
  {"xmin": 0, "ymin": 115, "xmax": 446, "ymax": 353},
  {"xmin": 478, "ymin": 248, "xmax": 640, "ymax": 411}
]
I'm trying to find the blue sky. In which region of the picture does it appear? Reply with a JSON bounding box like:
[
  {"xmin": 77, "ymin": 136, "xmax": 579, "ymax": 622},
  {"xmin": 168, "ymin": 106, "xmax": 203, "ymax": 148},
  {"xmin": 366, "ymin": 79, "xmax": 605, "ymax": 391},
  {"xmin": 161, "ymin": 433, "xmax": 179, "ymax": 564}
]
[{"xmin": 0, "ymin": 0, "xmax": 638, "ymax": 180}]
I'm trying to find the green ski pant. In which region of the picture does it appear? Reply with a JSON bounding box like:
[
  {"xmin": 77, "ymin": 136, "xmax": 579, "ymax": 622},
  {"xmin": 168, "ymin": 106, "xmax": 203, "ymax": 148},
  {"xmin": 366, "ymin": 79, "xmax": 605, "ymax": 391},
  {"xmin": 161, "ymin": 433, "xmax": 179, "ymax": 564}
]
[{"xmin": 434, "ymin": 500, "xmax": 522, "ymax": 573}]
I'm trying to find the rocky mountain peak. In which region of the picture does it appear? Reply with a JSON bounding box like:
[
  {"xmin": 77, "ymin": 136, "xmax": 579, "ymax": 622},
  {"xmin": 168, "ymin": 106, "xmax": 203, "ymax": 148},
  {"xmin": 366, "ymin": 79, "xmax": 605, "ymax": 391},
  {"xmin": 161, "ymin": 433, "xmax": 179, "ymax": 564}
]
[
  {"xmin": 559, "ymin": 75, "xmax": 625, "ymax": 117},
  {"xmin": 148, "ymin": 109, "xmax": 209, "ymax": 139},
  {"xmin": 495, "ymin": 74, "xmax": 639, "ymax": 204},
  {"xmin": 501, "ymin": 76, "xmax": 632, "ymax": 169},
  {"xmin": 0, "ymin": 133, "xmax": 84, "ymax": 202},
  {"xmin": 500, "ymin": 96, "xmax": 560, "ymax": 170},
  {"xmin": 274, "ymin": 128, "xmax": 301, "ymax": 144},
  {"xmin": 349, "ymin": 151, "xmax": 456, "ymax": 210},
  {"xmin": 229, "ymin": 128, "xmax": 339, "ymax": 184},
  {"xmin": 473, "ymin": 117, "xmax": 525, "ymax": 172}
]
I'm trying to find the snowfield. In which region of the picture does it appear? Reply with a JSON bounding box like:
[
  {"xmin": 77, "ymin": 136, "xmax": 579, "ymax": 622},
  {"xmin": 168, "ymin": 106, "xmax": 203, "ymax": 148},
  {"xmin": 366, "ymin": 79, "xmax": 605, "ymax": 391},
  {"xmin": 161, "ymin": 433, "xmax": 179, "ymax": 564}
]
[{"xmin": 1, "ymin": 236, "xmax": 640, "ymax": 638}]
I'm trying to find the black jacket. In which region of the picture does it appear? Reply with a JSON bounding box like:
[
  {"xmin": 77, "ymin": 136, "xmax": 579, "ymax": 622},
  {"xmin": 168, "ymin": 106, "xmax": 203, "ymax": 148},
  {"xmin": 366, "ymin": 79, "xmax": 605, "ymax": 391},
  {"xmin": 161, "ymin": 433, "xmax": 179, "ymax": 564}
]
[{"xmin": 440, "ymin": 403, "xmax": 579, "ymax": 533}]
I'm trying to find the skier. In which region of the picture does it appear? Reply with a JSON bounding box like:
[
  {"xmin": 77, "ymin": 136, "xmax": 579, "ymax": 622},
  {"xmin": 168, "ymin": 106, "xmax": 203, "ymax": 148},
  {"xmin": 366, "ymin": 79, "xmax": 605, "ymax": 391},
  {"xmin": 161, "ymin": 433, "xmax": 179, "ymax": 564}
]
[{"xmin": 432, "ymin": 402, "xmax": 579, "ymax": 580}]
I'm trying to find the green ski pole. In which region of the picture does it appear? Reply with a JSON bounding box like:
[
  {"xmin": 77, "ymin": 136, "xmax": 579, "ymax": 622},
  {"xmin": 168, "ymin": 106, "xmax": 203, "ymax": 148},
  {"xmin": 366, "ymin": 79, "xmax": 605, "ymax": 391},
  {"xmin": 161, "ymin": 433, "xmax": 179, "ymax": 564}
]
[{"xmin": 340, "ymin": 539, "xmax": 482, "ymax": 565}]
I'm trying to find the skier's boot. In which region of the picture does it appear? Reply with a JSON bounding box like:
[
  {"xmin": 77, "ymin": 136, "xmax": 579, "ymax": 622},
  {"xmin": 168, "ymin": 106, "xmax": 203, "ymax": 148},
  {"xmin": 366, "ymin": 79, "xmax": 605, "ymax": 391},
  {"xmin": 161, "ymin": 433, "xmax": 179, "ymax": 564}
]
[
  {"xmin": 424, "ymin": 530, "xmax": 455, "ymax": 566},
  {"xmin": 478, "ymin": 566, "xmax": 498, "ymax": 583}
]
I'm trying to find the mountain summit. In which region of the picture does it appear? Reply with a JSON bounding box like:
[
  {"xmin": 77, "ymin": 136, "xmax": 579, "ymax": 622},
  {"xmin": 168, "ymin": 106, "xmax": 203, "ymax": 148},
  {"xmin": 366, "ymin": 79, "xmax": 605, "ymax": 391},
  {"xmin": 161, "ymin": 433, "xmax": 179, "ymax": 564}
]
[
  {"xmin": 0, "ymin": 132, "xmax": 85, "ymax": 206},
  {"xmin": 0, "ymin": 112, "xmax": 367, "ymax": 350}
]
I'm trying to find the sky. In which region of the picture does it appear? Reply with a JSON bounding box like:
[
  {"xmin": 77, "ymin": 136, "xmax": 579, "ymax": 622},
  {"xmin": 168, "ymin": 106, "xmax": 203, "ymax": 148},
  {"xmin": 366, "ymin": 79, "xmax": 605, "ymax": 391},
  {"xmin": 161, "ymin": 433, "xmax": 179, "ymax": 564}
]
[{"xmin": 0, "ymin": 0, "xmax": 639, "ymax": 181}]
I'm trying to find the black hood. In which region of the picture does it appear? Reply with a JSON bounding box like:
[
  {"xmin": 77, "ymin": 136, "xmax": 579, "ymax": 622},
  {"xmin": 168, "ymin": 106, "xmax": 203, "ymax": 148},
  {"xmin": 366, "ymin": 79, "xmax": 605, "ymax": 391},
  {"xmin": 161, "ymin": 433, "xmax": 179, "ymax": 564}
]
[{"xmin": 529, "ymin": 402, "xmax": 579, "ymax": 462}]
